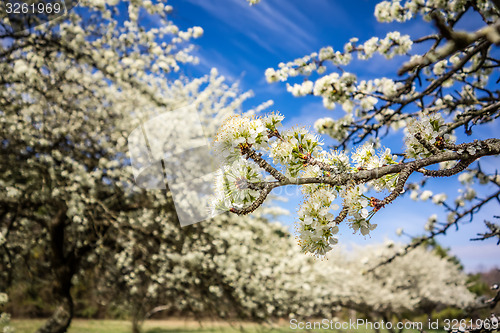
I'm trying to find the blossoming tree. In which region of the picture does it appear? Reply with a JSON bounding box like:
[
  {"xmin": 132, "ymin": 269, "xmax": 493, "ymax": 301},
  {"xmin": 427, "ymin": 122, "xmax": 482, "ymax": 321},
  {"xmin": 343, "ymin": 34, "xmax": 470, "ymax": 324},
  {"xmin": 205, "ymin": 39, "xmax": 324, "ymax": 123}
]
[
  {"xmin": 217, "ymin": 0, "xmax": 500, "ymax": 260},
  {"xmin": 311, "ymin": 242, "xmax": 475, "ymax": 332},
  {"xmin": 0, "ymin": 1, "xmax": 274, "ymax": 332},
  {"xmin": 99, "ymin": 211, "xmax": 475, "ymax": 332}
]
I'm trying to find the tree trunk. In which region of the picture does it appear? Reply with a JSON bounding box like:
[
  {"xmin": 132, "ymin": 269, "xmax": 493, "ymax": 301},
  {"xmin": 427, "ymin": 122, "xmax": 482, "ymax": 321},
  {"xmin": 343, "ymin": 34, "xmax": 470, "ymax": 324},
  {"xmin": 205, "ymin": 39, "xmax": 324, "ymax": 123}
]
[
  {"xmin": 131, "ymin": 306, "xmax": 145, "ymax": 333},
  {"xmin": 132, "ymin": 317, "xmax": 142, "ymax": 333},
  {"xmin": 383, "ymin": 314, "xmax": 396, "ymax": 333},
  {"xmin": 35, "ymin": 295, "xmax": 73, "ymax": 333},
  {"xmin": 36, "ymin": 208, "xmax": 76, "ymax": 333},
  {"xmin": 366, "ymin": 313, "xmax": 381, "ymax": 333}
]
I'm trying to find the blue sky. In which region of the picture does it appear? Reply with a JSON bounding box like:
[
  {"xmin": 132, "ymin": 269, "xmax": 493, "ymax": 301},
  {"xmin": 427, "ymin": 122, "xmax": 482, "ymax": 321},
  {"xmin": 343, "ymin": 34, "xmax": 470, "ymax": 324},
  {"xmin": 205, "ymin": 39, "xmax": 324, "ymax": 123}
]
[{"xmin": 169, "ymin": 0, "xmax": 500, "ymax": 272}]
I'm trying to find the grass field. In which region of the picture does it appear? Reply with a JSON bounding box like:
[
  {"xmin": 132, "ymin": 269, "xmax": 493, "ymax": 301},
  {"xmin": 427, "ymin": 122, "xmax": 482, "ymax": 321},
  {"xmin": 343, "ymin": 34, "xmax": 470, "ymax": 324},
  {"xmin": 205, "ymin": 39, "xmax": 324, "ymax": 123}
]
[
  {"xmin": 12, "ymin": 319, "xmax": 286, "ymax": 333},
  {"xmin": 12, "ymin": 319, "xmax": 290, "ymax": 333},
  {"xmin": 11, "ymin": 319, "xmax": 447, "ymax": 333}
]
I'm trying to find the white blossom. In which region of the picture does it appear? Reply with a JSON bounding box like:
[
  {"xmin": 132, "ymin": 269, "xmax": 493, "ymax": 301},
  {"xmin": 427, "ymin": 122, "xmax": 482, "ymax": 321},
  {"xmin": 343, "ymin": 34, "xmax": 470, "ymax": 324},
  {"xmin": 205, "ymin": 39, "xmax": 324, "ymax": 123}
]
[
  {"xmin": 420, "ymin": 190, "xmax": 433, "ymax": 201},
  {"xmin": 432, "ymin": 193, "xmax": 447, "ymax": 205}
]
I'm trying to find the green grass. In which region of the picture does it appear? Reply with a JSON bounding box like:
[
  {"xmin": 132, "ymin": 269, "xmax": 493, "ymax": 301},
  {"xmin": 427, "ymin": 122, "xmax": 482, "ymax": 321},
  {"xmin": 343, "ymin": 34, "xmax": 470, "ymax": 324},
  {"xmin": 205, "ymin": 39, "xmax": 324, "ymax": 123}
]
[
  {"xmin": 12, "ymin": 319, "xmax": 289, "ymax": 333},
  {"xmin": 11, "ymin": 319, "xmax": 287, "ymax": 333},
  {"xmin": 11, "ymin": 319, "xmax": 447, "ymax": 333},
  {"xmin": 12, "ymin": 320, "xmax": 131, "ymax": 333}
]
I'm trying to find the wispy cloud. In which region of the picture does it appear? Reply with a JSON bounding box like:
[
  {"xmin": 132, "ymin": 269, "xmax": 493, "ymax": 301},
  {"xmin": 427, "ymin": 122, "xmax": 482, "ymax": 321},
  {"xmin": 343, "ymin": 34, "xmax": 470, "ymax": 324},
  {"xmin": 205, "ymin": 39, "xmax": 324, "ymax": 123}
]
[
  {"xmin": 185, "ymin": 0, "xmax": 318, "ymax": 55},
  {"xmin": 194, "ymin": 48, "xmax": 255, "ymax": 82}
]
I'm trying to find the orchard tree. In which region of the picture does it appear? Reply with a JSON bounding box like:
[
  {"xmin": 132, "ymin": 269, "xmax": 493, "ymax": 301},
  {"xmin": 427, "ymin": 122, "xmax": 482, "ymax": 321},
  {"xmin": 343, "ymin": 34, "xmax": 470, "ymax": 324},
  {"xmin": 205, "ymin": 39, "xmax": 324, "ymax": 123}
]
[
  {"xmin": 299, "ymin": 243, "xmax": 475, "ymax": 333},
  {"xmin": 106, "ymin": 216, "xmax": 476, "ymax": 333},
  {"xmin": 0, "ymin": 1, "xmax": 275, "ymax": 332},
  {"xmin": 103, "ymin": 210, "xmax": 310, "ymax": 333},
  {"xmin": 353, "ymin": 243, "xmax": 474, "ymax": 326}
]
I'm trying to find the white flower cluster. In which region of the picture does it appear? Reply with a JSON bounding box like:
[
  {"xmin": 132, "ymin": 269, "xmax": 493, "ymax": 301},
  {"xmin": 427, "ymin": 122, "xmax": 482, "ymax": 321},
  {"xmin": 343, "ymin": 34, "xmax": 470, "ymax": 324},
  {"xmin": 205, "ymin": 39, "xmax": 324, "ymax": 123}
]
[
  {"xmin": 270, "ymin": 128, "xmax": 322, "ymax": 177},
  {"xmin": 264, "ymin": 31, "xmax": 412, "ymax": 85},
  {"xmin": 313, "ymin": 73, "xmax": 357, "ymax": 109},
  {"xmin": 211, "ymin": 113, "xmax": 286, "ymax": 211},
  {"xmin": 409, "ymin": 186, "xmax": 448, "ymax": 205},
  {"xmin": 359, "ymin": 32, "xmax": 413, "ymax": 60},
  {"xmin": 213, "ymin": 115, "xmax": 271, "ymax": 163},
  {"xmin": 263, "ymin": 32, "xmax": 414, "ymax": 125},
  {"xmin": 298, "ymin": 188, "xmax": 340, "ymax": 255},
  {"xmin": 286, "ymin": 80, "xmax": 313, "ymax": 97},
  {"xmin": 314, "ymin": 115, "xmax": 353, "ymax": 142},
  {"xmin": 212, "ymin": 158, "xmax": 264, "ymax": 213},
  {"xmin": 433, "ymin": 59, "xmax": 448, "ymax": 75},
  {"xmin": 374, "ymin": 0, "xmax": 489, "ymax": 23},
  {"xmin": 352, "ymin": 143, "xmax": 399, "ymax": 191},
  {"xmin": 404, "ymin": 113, "xmax": 455, "ymax": 158},
  {"xmin": 456, "ymin": 187, "xmax": 477, "ymax": 206},
  {"xmin": 425, "ymin": 214, "xmax": 438, "ymax": 231},
  {"xmin": 374, "ymin": 78, "xmax": 404, "ymax": 97},
  {"xmin": 374, "ymin": 0, "xmax": 418, "ymax": 23},
  {"xmin": 343, "ymin": 184, "xmax": 377, "ymax": 236},
  {"xmin": 432, "ymin": 192, "xmax": 448, "ymax": 205},
  {"xmin": 455, "ymin": 171, "xmax": 482, "ymax": 207},
  {"xmin": 214, "ymin": 114, "xmax": 402, "ymax": 256},
  {"xmin": 458, "ymin": 171, "xmax": 474, "ymax": 185},
  {"xmin": 214, "ymin": 113, "xmax": 284, "ymax": 162}
]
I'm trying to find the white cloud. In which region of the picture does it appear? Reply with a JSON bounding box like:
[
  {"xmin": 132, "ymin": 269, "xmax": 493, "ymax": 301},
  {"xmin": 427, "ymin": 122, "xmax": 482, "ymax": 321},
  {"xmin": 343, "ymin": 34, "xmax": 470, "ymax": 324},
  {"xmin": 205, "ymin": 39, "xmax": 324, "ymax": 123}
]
[{"xmin": 185, "ymin": 0, "xmax": 318, "ymax": 54}]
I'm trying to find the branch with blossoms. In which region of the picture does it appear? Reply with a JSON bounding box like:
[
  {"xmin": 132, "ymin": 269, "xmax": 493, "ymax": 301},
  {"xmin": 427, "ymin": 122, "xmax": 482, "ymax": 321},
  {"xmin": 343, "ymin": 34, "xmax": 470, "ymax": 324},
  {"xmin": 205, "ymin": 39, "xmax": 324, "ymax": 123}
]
[
  {"xmin": 211, "ymin": 113, "xmax": 500, "ymax": 256},
  {"xmin": 235, "ymin": 0, "xmax": 500, "ymax": 262},
  {"xmin": 262, "ymin": 1, "xmax": 500, "ymax": 150}
]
